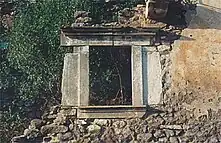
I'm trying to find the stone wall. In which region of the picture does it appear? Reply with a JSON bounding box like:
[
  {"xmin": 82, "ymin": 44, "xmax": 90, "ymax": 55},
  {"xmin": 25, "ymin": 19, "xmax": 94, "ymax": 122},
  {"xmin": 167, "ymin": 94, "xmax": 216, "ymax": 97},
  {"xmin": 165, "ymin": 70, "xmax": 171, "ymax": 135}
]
[{"xmin": 171, "ymin": 0, "xmax": 221, "ymax": 118}]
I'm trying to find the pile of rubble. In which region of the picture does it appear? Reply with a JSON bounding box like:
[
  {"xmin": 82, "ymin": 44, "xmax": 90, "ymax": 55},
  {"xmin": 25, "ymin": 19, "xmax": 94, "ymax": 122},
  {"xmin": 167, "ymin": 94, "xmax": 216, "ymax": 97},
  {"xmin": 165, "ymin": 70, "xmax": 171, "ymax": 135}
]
[
  {"xmin": 118, "ymin": 5, "xmax": 165, "ymax": 27},
  {"xmin": 71, "ymin": 11, "xmax": 93, "ymax": 27},
  {"xmin": 11, "ymin": 103, "xmax": 221, "ymax": 143},
  {"xmin": 70, "ymin": 4, "xmax": 167, "ymax": 28}
]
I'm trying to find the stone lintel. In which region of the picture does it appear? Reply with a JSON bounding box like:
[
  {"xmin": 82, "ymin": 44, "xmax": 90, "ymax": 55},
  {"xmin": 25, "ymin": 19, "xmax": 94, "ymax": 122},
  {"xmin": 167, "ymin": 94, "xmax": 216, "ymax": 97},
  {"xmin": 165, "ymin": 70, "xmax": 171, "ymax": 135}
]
[{"xmin": 61, "ymin": 35, "xmax": 152, "ymax": 47}]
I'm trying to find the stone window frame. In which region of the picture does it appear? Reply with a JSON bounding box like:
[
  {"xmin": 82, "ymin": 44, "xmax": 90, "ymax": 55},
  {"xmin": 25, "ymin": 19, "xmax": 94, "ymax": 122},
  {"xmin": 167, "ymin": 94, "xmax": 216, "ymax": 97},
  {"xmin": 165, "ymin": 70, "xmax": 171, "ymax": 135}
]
[{"xmin": 60, "ymin": 27, "xmax": 162, "ymax": 118}]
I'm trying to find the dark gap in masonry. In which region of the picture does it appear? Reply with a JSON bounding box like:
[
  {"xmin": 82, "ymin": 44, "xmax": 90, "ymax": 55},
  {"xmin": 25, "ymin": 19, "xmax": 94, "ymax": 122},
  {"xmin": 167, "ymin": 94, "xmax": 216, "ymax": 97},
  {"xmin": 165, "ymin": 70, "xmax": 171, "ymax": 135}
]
[{"xmin": 89, "ymin": 46, "xmax": 132, "ymax": 106}]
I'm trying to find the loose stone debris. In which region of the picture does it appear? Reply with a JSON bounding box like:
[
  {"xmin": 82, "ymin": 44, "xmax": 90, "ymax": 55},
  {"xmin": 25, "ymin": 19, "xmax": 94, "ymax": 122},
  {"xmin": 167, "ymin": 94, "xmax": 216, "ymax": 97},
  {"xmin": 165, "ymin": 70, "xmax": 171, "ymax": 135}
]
[{"xmin": 11, "ymin": 104, "xmax": 221, "ymax": 143}]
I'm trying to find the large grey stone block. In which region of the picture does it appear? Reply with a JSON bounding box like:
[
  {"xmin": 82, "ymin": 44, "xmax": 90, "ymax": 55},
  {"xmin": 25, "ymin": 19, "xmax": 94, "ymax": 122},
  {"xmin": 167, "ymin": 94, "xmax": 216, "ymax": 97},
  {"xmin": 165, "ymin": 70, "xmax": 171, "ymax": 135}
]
[
  {"xmin": 147, "ymin": 50, "xmax": 162, "ymax": 104},
  {"xmin": 61, "ymin": 53, "xmax": 80, "ymax": 106},
  {"xmin": 142, "ymin": 46, "xmax": 162, "ymax": 105},
  {"xmin": 79, "ymin": 46, "xmax": 89, "ymax": 106},
  {"xmin": 132, "ymin": 45, "xmax": 143, "ymax": 106}
]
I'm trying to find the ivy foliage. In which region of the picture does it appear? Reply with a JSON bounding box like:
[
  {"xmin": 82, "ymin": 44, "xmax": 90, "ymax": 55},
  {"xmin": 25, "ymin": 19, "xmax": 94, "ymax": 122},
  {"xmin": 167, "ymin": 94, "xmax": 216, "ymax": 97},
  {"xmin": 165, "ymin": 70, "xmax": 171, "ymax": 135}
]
[
  {"xmin": 1, "ymin": 0, "xmax": 84, "ymax": 142},
  {"xmin": 8, "ymin": 0, "xmax": 76, "ymax": 101},
  {"xmin": 6, "ymin": 0, "xmax": 144, "ymax": 110}
]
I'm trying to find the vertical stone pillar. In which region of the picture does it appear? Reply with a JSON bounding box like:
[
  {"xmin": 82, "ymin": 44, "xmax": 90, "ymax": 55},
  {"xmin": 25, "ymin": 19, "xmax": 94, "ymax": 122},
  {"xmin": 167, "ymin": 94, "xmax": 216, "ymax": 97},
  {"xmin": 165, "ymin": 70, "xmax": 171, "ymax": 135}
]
[
  {"xmin": 132, "ymin": 45, "xmax": 143, "ymax": 106},
  {"xmin": 146, "ymin": 47, "xmax": 162, "ymax": 104},
  {"xmin": 61, "ymin": 53, "xmax": 80, "ymax": 106},
  {"xmin": 142, "ymin": 47, "xmax": 148, "ymax": 105},
  {"xmin": 79, "ymin": 46, "xmax": 89, "ymax": 106},
  {"xmin": 61, "ymin": 46, "xmax": 89, "ymax": 106}
]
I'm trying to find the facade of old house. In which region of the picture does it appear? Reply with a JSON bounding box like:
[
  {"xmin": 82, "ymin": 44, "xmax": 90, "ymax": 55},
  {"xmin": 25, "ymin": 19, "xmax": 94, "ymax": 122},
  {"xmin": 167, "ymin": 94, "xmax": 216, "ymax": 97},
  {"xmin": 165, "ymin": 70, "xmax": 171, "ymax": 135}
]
[{"xmin": 60, "ymin": 0, "xmax": 221, "ymax": 119}]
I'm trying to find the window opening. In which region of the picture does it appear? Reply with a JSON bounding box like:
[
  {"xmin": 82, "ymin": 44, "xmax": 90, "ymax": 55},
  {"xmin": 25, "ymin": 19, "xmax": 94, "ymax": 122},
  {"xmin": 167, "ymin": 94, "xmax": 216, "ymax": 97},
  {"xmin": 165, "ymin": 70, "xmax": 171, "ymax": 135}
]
[{"xmin": 89, "ymin": 46, "xmax": 132, "ymax": 106}]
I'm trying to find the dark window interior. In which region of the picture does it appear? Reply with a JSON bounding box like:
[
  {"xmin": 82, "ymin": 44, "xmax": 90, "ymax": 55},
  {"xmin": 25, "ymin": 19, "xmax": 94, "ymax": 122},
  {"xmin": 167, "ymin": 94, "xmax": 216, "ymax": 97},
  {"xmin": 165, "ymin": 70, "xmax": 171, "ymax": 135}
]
[{"xmin": 89, "ymin": 46, "xmax": 132, "ymax": 106}]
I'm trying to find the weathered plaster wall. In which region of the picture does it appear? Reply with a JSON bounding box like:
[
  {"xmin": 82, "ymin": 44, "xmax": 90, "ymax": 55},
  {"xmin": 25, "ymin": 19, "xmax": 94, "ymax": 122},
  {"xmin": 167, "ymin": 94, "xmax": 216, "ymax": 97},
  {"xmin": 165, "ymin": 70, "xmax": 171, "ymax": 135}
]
[{"xmin": 172, "ymin": 0, "xmax": 221, "ymax": 117}]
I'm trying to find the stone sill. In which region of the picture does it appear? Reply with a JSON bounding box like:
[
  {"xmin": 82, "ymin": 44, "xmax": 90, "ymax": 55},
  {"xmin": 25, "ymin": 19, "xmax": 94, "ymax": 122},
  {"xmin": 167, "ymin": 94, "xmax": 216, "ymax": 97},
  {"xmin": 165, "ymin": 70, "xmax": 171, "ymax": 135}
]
[
  {"xmin": 78, "ymin": 105, "xmax": 146, "ymax": 109},
  {"xmin": 77, "ymin": 105, "xmax": 146, "ymax": 119}
]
